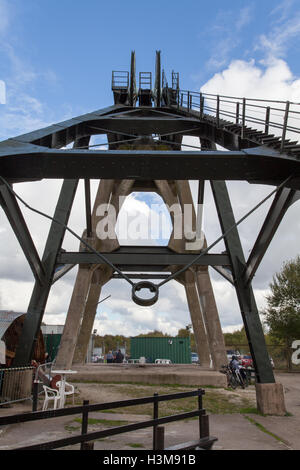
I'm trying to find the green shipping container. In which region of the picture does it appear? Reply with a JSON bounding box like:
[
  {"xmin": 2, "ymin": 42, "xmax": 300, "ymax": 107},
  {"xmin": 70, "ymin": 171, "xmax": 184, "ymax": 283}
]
[
  {"xmin": 130, "ymin": 337, "xmax": 191, "ymax": 364},
  {"xmin": 43, "ymin": 334, "xmax": 62, "ymax": 362}
]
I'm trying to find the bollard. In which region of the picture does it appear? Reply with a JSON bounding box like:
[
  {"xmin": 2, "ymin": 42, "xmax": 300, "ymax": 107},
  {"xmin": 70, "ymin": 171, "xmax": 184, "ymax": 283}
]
[
  {"xmin": 80, "ymin": 399, "xmax": 89, "ymax": 451},
  {"xmin": 154, "ymin": 426, "xmax": 165, "ymax": 450},
  {"xmin": 81, "ymin": 441, "xmax": 94, "ymax": 450},
  {"xmin": 32, "ymin": 380, "xmax": 40, "ymax": 412},
  {"xmin": 200, "ymin": 413, "xmax": 209, "ymax": 439}
]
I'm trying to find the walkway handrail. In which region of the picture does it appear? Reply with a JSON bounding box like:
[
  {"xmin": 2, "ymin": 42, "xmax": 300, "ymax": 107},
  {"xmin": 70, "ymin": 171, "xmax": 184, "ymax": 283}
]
[{"xmin": 176, "ymin": 89, "xmax": 300, "ymax": 153}]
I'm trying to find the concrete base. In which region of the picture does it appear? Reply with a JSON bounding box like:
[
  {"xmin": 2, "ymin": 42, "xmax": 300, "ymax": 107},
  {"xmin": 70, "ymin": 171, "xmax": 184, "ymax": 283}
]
[
  {"xmin": 255, "ymin": 383, "xmax": 287, "ymax": 416},
  {"xmin": 72, "ymin": 363, "xmax": 228, "ymax": 388}
]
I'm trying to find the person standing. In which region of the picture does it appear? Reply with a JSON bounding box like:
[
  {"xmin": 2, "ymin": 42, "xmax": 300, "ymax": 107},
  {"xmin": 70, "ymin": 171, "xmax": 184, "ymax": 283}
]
[
  {"xmin": 115, "ymin": 349, "xmax": 124, "ymax": 363},
  {"xmin": 106, "ymin": 351, "xmax": 114, "ymax": 363}
]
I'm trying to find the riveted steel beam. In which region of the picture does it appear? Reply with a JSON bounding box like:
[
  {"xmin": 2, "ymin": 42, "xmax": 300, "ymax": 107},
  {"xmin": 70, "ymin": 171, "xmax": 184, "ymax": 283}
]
[
  {"xmin": 211, "ymin": 179, "xmax": 275, "ymax": 384},
  {"xmin": 1, "ymin": 147, "xmax": 300, "ymax": 186},
  {"xmin": 13, "ymin": 178, "xmax": 79, "ymax": 366},
  {"xmin": 57, "ymin": 249, "xmax": 230, "ymax": 269}
]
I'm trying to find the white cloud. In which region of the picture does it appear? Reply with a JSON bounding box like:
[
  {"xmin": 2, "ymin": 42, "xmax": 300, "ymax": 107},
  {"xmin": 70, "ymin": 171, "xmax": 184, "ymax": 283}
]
[
  {"xmin": 0, "ymin": 80, "xmax": 5, "ymax": 104},
  {"xmin": 236, "ymin": 6, "xmax": 253, "ymax": 31},
  {"xmin": 201, "ymin": 57, "xmax": 300, "ymax": 101},
  {"xmin": 256, "ymin": 0, "xmax": 300, "ymax": 58}
]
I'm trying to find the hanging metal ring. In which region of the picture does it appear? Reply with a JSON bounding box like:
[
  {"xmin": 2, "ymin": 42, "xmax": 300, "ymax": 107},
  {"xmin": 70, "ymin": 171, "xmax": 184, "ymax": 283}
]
[{"xmin": 132, "ymin": 281, "xmax": 159, "ymax": 306}]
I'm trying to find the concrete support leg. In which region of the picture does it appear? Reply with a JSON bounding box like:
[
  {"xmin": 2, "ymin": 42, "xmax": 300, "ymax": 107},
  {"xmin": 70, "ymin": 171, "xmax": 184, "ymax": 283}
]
[
  {"xmin": 155, "ymin": 179, "xmax": 185, "ymax": 253},
  {"xmin": 182, "ymin": 270, "xmax": 211, "ymax": 367},
  {"xmin": 70, "ymin": 179, "xmax": 133, "ymax": 365},
  {"xmin": 195, "ymin": 268, "xmax": 227, "ymax": 369},
  {"xmin": 255, "ymin": 383, "xmax": 287, "ymax": 416},
  {"xmin": 73, "ymin": 266, "xmax": 113, "ymax": 364},
  {"xmin": 55, "ymin": 267, "xmax": 93, "ymax": 369}
]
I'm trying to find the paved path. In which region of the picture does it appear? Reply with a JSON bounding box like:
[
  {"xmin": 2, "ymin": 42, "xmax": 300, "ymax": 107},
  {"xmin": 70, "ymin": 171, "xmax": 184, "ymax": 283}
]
[{"xmin": 0, "ymin": 372, "xmax": 299, "ymax": 450}]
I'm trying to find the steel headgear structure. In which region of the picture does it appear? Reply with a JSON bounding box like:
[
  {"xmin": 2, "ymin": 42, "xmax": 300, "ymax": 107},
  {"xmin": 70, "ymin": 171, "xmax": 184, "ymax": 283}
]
[{"xmin": 0, "ymin": 52, "xmax": 299, "ymax": 401}]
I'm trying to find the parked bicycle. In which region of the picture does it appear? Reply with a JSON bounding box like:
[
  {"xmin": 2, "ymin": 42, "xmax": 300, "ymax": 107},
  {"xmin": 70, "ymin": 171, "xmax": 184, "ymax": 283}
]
[{"xmin": 220, "ymin": 364, "xmax": 249, "ymax": 389}]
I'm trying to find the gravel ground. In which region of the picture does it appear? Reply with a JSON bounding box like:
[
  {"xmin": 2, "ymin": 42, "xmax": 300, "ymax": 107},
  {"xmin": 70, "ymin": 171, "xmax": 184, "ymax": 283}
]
[{"xmin": 0, "ymin": 371, "xmax": 299, "ymax": 451}]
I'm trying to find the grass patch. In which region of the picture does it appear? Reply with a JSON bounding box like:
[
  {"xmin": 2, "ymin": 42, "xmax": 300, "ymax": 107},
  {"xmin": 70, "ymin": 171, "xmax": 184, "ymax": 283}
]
[
  {"xmin": 127, "ymin": 443, "xmax": 145, "ymax": 448},
  {"xmin": 238, "ymin": 407, "xmax": 263, "ymax": 415},
  {"xmin": 64, "ymin": 425, "xmax": 80, "ymax": 432},
  {"xmin": 83, "ymin": 383, "xmax": 256, "ymax": 417},
  {"xmin": 74, "ymin": 417, "xmax": 130, "ymax": 427},
  {"xmin": 244, "ymin": 416, "xmax": 289, "ymax": 445}
]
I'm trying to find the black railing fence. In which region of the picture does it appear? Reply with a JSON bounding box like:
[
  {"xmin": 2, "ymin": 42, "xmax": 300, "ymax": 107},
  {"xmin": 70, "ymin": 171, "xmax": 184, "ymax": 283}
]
[
  {"xmin": 0, "ymin": 367, "xmax": 34, "ymax": 406},
  {"xmin": 0, "ymin": 388, "xmax": 217, "ymax": 451}
]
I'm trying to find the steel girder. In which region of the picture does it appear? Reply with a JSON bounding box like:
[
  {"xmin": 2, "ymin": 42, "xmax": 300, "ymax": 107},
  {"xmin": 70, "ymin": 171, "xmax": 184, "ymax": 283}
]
[
  {"xmin": 0, "ymin": 87, "xmax": 299, "ymax": 375},
  {"xmin": 211, "ymin": 179, "xmax": 275, "ymax": 384},
  {"xmin": 0, "ymin": 105, "xmax": 300, "ymax": 188},
  {"xmin": 13, "ymin": 179, "xmax": 79, "ymax": 366},
  {"xmin": 56, "ymin": 248, "xmax": 231, "ymax": 270}
]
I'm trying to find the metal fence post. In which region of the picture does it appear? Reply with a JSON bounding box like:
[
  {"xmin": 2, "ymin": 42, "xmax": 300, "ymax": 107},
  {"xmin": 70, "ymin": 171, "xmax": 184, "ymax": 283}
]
[
  {"xmin": 236, "ymin": 102, "xmax": 240, "ymax": 124},
  {"xmin": 80, "ymin": 399, "xmax": 90, "ymax": 450},
  {"xmin": 154, "ymin": 426, "xmax": 165, "ymax": 450},
  {"xmin": 32, "ymin": 380, "xmax": 40, "ymax": 412},
  {"xmin": 198, "ymin": 388, "xmax": 209, "ymax": 439},
  {"xmin": 265, "ymin": 106, "xmax": 270, "ymax": 134},
  {"xmin": 200, "ymin": 95, "xmax": 204, "ymax": 120},
  {"xmin": 281, "ymin": 101, "xmax": 290, "ymax": 153},
  {"xmin": 153, "ymin": 392, "xmax": 159, "ymax": 450},
  {"xmin": 197, "ymin": 389, "xmax": 203, "ymax": 438},
  {"xmin": 241, "ymin": 98, "xmax": 246, "ymax": 139},
  {"xmin": 216, "ymin": 95, "xmax": 220, "ymax": 127}
]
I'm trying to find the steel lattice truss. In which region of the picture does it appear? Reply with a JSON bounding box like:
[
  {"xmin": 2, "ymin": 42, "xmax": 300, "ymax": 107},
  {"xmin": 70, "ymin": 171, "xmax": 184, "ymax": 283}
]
[{"xmin": 0, "ymin": 51, "xmax": 299, "ymax": 383}]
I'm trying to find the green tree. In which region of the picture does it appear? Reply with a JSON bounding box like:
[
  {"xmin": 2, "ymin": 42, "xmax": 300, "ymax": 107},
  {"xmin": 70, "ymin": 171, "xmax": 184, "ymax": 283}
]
[
  {"xmin": 223, "ymin": 327, "xmax": 248, "ymax": 350},
  {"xmin": 137, "ymin": 330, "xmax": 167, "ymax": 338},
  {"xmin": 262, "ymin": 256, "xmax": 300, "ymax": 368}
]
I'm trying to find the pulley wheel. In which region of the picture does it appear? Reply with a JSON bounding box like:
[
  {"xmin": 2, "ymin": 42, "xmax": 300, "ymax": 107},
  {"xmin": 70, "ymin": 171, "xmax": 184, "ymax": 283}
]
[{"xmin": 132, "ymin": 281, "xmax": 159, "ymax": 306}]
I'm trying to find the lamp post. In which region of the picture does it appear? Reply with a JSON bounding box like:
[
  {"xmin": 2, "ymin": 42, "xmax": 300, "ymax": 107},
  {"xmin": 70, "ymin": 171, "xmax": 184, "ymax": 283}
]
[{"xmin": 94, "ymin": 295, "xmax": 111, "ymax": 359}]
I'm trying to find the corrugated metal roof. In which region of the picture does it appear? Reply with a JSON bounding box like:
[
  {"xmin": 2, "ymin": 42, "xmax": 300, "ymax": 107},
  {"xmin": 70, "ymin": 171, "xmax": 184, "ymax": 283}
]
[
  {"xmin": 41, "ymin": 325, "xmax": 64, "ymax": 335},
  {"xmin": 0, "ymin": 311, "xmax": 24, "ymax": 340}
]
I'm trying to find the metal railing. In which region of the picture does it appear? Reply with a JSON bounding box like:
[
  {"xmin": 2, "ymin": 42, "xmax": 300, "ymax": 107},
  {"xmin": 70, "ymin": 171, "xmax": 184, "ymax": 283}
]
[
  {"xmin": 0, "ymin": 367, "xmax": 34, "ymax": 406},
  {"xmin": 111, "ymin": 71, "xmax": 129, "ymax": 90},
  {"xmin": 177, "ymin": 89, "xmax": 300, "ymax": 153},
  {"xmin": 139, "ymin": 71, "xmax": 152, "ymax": 90},
  {"xmin": 0, "ymin": 388, "xmax": 211, "ymax": 451}
]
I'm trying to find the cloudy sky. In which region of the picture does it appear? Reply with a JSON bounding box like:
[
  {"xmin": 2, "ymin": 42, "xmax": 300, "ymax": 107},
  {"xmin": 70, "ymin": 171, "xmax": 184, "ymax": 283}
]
[{"xmin": 0, "ymin": 0, "xmax": 300, "ymax": 337}]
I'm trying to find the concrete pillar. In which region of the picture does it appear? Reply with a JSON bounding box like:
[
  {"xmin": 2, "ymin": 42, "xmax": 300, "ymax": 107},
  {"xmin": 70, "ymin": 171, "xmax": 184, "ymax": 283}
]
[
  {"xmin": 71, "ymin": 179, "xmax": 133, "ymax": 365},
  {"xmin": 176, "ymin": 269, "xmax": 211, "ymax": 367},
  {"xmin": 195, "ymin": 268, "xmax": 227, "ymax": 369},
  {"xmin": 55, "ymin": 179, "xmax": 116, "ymax": 370},
  {"xmin": 55, "ymin": 266, "xmax": 93, "ymax": 369},
  {"xmin": 155, "ymin": 180, "xmax": 185, "ymax": 253},
  {"xmin": 72, "ymin": 265, "xmax": 113, "ymax": 364},
  {"xmin": 184, "ymin": 281, "xmax": 211, "ymax": 367},
  {"xmin": 92, "ymin": 179, "xmax": 119, "ymax": 252}
]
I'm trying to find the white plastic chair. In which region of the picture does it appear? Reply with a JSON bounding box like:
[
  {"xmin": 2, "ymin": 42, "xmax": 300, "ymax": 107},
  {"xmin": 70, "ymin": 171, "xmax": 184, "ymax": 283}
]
[
  {"xmin": 42, "ymin": 385, "xmax": 61, "ymax": 411},
  {"xmin": 57, "ymin": 380, "xmax": 75, "ymax": 405}
]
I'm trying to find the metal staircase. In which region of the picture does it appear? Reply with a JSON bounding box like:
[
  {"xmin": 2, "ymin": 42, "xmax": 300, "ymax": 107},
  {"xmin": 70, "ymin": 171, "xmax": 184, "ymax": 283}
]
[{"xmin": 175, "ymin": 90, "xmax": 300, "ymax": 157}]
